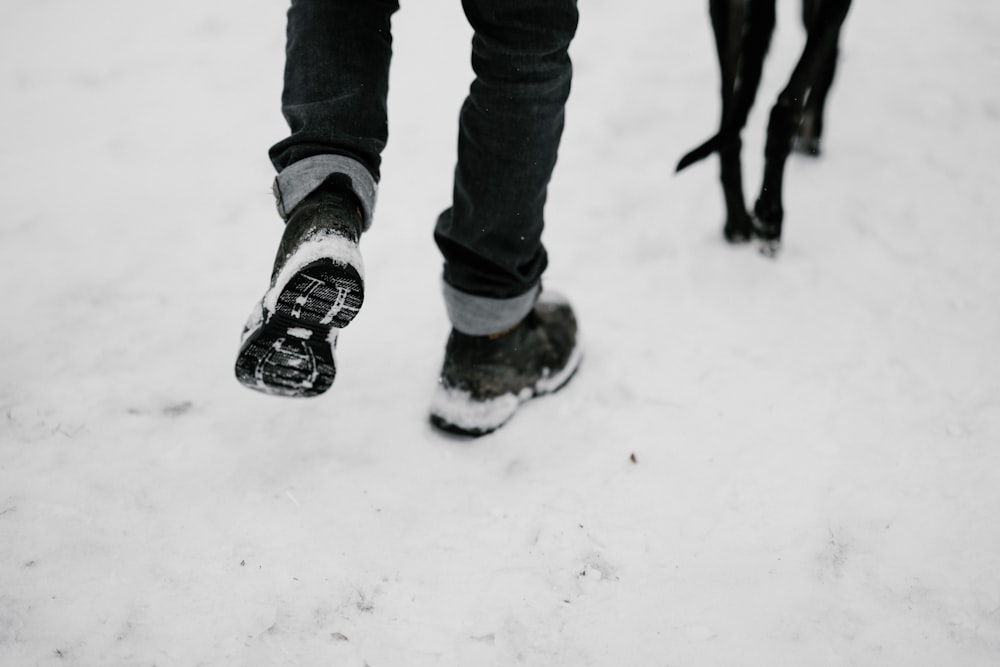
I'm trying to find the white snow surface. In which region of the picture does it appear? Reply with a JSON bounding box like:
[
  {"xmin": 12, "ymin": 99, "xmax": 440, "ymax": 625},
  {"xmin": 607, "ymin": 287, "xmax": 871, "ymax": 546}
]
[{"xmin": 2, "ymin": 1, "xmax": 999, "ymax": 665}]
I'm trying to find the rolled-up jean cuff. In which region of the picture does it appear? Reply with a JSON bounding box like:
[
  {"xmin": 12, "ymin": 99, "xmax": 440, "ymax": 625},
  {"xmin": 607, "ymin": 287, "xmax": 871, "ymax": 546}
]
[
  {"xmin": 442, "ymin": 281, "xmax": 540, "ymax": 336},
  {"xmin": 273, "ymin": 155, "xmax": 377, "ymax": 231}
]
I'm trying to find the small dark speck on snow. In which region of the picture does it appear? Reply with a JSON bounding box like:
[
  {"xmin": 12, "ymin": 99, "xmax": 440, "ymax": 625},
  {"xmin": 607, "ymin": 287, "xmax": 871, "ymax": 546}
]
[{"xmin": 163, "ymin": 401, "xmax": 194, "ymax": 417}]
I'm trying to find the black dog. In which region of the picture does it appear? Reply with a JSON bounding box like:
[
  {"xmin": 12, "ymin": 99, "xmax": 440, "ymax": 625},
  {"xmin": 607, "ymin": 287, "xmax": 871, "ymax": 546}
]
[{"xmin": 677, "ymin": 0, "xmax": 852, "ymax": 255}]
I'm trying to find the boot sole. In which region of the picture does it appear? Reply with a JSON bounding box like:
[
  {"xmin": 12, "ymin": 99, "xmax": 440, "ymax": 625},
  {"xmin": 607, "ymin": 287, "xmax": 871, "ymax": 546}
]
[{"xmin": 234, "ymin": 259, "xmax": 364, "ymax": 397}]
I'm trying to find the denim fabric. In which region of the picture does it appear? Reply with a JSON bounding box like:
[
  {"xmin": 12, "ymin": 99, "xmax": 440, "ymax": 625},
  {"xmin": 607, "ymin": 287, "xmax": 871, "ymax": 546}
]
[
  {"xmin": 269, "ymin": 0, "xmax": 579, "ymax": 335},
  {"xmin": 435, "ymin": 0, "xmax": 579, "ymax": 306},
  {"xmin": 269, "ymin": 0, "xmax": 398, "ymax": 180}
]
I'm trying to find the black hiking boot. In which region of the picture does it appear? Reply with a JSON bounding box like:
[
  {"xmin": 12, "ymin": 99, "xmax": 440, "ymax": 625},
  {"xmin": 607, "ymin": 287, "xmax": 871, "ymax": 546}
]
[
  {"xmin": 429, "ymin": 293, "xmax": 583, "ymax": 437},
  {"xmin": 234, "ymin": 181, "xmax": 365, "ymax": 397}
]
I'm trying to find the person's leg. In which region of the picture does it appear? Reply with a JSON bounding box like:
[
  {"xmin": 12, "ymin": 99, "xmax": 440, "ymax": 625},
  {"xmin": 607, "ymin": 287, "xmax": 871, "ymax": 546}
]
[
  {"xmin": 269, "ymin": 0, "xmax": 399, "ymax": 225},
  {"xmin": 234, "ymin": 0, "xmax": 398, "ymax": 397},
  {"xmin": 434, "ymin": 0, "xmax": 579, "ymax": 336},
  {"xmin": 430, "ymin": 0, "xmax": 583, "ymax": 436}
]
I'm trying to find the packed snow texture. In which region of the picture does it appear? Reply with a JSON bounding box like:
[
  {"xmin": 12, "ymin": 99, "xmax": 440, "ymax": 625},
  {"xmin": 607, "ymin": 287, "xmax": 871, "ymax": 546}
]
[{"xmin": 2, "ymin": 1, "xmax": 999, "ymax": 665}]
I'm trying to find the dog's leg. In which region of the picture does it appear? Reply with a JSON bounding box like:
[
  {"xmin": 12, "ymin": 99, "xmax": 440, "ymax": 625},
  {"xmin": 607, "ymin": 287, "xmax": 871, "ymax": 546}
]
[
  {"xmin": 753, "ymin": 0, "xmax": 851, "ymax": 254},
  {"xmin": 795, "ymin": 0, "xmax": 845, "ymax": 155},
  {"xmin": 710, "ymin": 0, "xmax": 777, "ymax": 242},
  {"xmin": 710, "ymin": 0, "xmax": 754, "ymax": 242}
]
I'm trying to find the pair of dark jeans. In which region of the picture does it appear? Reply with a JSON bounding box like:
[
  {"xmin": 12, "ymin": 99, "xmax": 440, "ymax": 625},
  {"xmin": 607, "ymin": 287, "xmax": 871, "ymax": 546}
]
[{"xmin": 269, "ymin": 0, "xmax": 579, "ymax": 329}]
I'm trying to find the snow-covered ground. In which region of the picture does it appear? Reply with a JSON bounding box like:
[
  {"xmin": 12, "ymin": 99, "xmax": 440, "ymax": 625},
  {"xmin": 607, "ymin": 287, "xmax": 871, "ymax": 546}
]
[{"xmin": 2, "ymin": 0, "xmax": 999, "ymax": 664}]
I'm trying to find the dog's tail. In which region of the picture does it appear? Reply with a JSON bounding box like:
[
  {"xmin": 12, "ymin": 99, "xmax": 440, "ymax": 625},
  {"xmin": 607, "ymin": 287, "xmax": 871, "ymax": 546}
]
[
  {"xmin": 676, "ymin": 135, "xmax": 720, "ymax": 172},
  {"xmin": 676, "ymin": 117, "xmax": 747, "ymax": 172}
]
